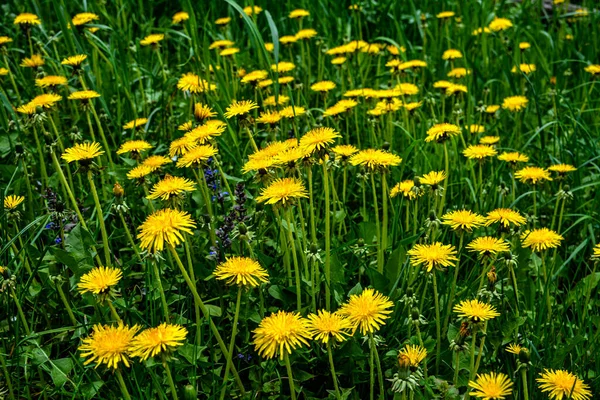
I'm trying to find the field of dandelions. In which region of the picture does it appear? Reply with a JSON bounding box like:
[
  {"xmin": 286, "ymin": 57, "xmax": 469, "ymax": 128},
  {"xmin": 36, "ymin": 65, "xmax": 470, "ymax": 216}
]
[{"xmin": 1, "ymin": 0, "xmax": 599, "ymax": 399}]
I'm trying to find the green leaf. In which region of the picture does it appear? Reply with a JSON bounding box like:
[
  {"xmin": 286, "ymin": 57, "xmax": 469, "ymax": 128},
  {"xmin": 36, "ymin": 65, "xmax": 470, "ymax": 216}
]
[
  {"xmin": 178, "ymin": 344, "xmax": 208, "ymax": 365},
  {"xmin": 50, "ymin": 358, "xmax": 73, "ymax": 387},
  {"xmin": 205, "ymin": 304, "xmax": 222, "ymax": 317}
]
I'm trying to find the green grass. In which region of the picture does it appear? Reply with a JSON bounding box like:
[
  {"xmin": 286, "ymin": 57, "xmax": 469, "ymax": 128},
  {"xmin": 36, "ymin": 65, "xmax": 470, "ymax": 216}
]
[{"xmin": 1, "ymin": 0, "xmax": 599, "ymax": 399}]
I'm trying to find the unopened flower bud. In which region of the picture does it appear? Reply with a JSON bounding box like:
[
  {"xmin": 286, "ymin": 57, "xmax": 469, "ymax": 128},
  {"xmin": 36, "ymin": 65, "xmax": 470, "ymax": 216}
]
[
  {"xmin": 519, "ymin": 347, "xmax": 530, "ymax": 364},
  {"xmin": 411, "ymin": 307, "xmax": 420, "ymax": 320},
  {"xmin": 113, "ymin": 182, "xmax": 124, "ymax": 198}
]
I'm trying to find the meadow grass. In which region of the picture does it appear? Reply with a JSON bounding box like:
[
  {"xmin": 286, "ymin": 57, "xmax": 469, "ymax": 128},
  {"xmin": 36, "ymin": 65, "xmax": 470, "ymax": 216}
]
[{"xmin": 0, "ymin": 0, "xmax": 599, "ymax": 399}]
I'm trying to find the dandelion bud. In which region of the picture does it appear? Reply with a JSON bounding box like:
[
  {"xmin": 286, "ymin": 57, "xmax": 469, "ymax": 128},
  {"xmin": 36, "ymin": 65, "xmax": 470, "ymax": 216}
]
[
  {"xmin": 411, "ymin": 307, "xmax": 420, "ymax": 321},
  {"xmin": 406, "ymin": 287, "xmax": 413, "ymax": 298},
  {"xmin": 113, "ymin": 182, "xmax": 124, "ymax": 198},
  {"xmin": 397, "ymin": 353, "xmax": 411, "ymax": 379},
  {"xmin": 382, "ymin": 141, "xmax": 390, "ymax": 151},
  {"xmin": 487, "ymin": 266, "xmax": 497, "ymax": 285},
  {"xmin": 357, "ymin": 238, "xmax": 365, "ymax": 247},
  {"xmin": 183, "ymin": 384, "xmax": 197, "ymax": 400},
  {"xmin": 518, "ymin": 347, "xmax": 530, "ymax": 364},
  {"xmin": 238, "ymin": 222, "xmax": 248, "ymax": 235},
  {"xmin": 310, "ymin": 242, "xmax": 319, "ymax": 254}
]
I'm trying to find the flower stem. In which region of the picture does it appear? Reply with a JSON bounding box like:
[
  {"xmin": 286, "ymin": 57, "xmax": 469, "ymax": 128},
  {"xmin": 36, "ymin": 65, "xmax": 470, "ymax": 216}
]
[
  {"xmin": 220, "ymin": 287, "xmax": 242, "ymax": 400},
  {"xmin": 327, "ymin": 341, "xmax": 342, "ymax": 400},
  {"xmin": 370, "ymin": 174, "xmax": 382, "ymax": 272},
  {"xmin": 432, "ymin": 271, "xmax": 442, "ymax": 375},
  {"xmin": 115, "ymin": 369, "xmax": 132, "ymax": 400},
  {"xmin": 285, "ymin": 208, "xmax": 303, "ymax": 312},
  {"xmin": 520, "ymin": 368, "xmax": 530, "ymax": 400},
  {"xmin": 453, "ymin": 351, "xmax": 460, "ymax": 386},
  {"xmin": 541, "ymin": 255, "xmax": 552, "ymax": 321},
  {"xmin": 322, "ymin": 162, "xmax": 332, "ymax": 310},
  {"xmin": 32, "ymin": 125, "xmax": 48, "ymax": 188},
  {"xmin": 10, "ymin": 286, "xmax": 30, "ymax": 336},
  {"xmin": 88, "ymin": 171, "xmax": 112, "ymax": 267},
  {"xmin": 55, "ymin": 279, "xmax": 77, "ymax": 326},
  {"xmin": 163, "ymin": 361, "xmax": 179, "ymax": 400},
  {"xmin": 443, "ymin": 233, "xmax": 463, "ymax": 335},
  {"xmin": 167, "ymin": 245, "xmax": 246, "ymax": 394},
  {"xmin": 152, "ymin": 261, "xmax": 170, "ymax": 321},
  {"xmin": 381, "ymin": 171, "xmax": 389, "ymax": 273},
  {"xmin": 107, "ymin": 301, "xmax": 121, "ymax": 322},
  {"xmin": 284, "ymin": 353, "xmax": 297, "ymax": 400}
]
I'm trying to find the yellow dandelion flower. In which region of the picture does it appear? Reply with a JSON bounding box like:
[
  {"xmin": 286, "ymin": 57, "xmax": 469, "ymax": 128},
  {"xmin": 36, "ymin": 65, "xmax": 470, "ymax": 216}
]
[
  {"xmin": 271, "ymin": 61, "xmax": 296, "ymax": 73},
  {"xmin": 116, "ymin": 140, "xmax": 153, "ymax": 155},
  {"xmin": 243, "ymin": 5, "xmax": 262, "ymax": 16},
  {"xmin": 176, "ymin": 144, "xmax": 218, "ymax": 168},
  {"xmin": 408, "ymin": 242, "xmax": 458, "ymax": 272},
  {"xmin": 454, "ymin": 299, "xmax": 500, "ymax": 322},
  {"xmin": 241, "ymin": 69, "xmax": 269, "ymax": 84},
  {"xmin": 311, "ymin": 81, "xmax": 336, "ymax": 92},
  {"xmin": 209, "ymin": 39, "xmax": 234, "ymax": 50},
  {"xmin": 169, "ymin": 135, "xmax": 198, "ymax": 157},
  {"xmin": 338, "ymin": 288, "xmax": 394, "ymax": 335},
  {"xmin": 172, "ymin": 11, "xmax": 189, "ymax": 24},
  {"xmin": 4, "ymin": 195, "xmax": 25, "ymax": 210},
  {"xmin": 21, "ymin": 54, "xmax": 44, "ymax": 68},
  {"xmin": 433, "ymin": 80, "xmax": 453, "ymax": 89},
  {"xmin": 548, "ymin": 163, "xmax": 576, "ymax": 174},
  {"xmin": 331, "ymin": 144, "xmax": 358, "ymax": 158},
  {"xmin": 306, "ymin": 310, "xmax": 353, "ymax": 344},
  {"xmin": 479, "ymin": 136, "xmax": 499, "ymax": 145},
  {"xmin": 0, "ymin": 68, "xmax": 9, "ymax": 76},
  {"xmin": 137, "ymin": 208, "xmax": 196, "ymax": 253},
  {"xmin": 436, "ymin": 11, "xmax": 455, "ymax": 19},
  {"xmin": 140, "ymin": 34, "xmax": 164, "ymax": 46},
  {"xmin": 130, "ymin": 323, "xmax": 188, "ymax": 361},
  {"xmin": 147, "ymin": 175, "xmax": 195, "ymax": 201},
  {"xmin": 467, "ymin": 236, "xmax": 510, "ymax": 256},
  {"xmin": 61, "ymin": 142, "xmax": 104, "ymax": 163},
  {"xmin": 485, "ymin": 105, "xmax": 500, "ymax": 113},
  {"xmin": 253, "ymin": 311, "xmax": 312, "ymax": 359},
  {"xmin": 256, "ymin": 110, "xmax": 281, "ymax": 125},
  {"xmin": 390, "ymin": 180, "xmax": 419, "ymax": 200},
  {"xmin": 442, "ymin": 209, "xmax": 485, "ymax": 232},
  {"xmin": 68, "ymin": 90, "xmax": 101, "ymax": 100},
  {"xmin": 498, "ymin": 151, "xmax": 529, "ymax": 164},
  {"xmin": 0, "ymin": 37, "xmax": 13, "ymax": 46},
  {"xmin": 448, "ymin": 68, "xmax": 471, "ymax": 78},
  {"xmin": 502, "ymin": 95, "xmax": 528, "ymax": 112},
  {"xmin": 78, "ymin": 266, "xmax": 122, "ymax": 295},
  {"xmin": 177, "ymin": 73, "xmax": 216, "ymax": 93},
  {"xmin": 349, "ymin": 148, "xmax": 403, "ymax": 169},
  {"xmin": 505, "ymin": 343, "xmax": 524, "ymax": 355},
  {"xmin": 511, "ymin": 64, "xmax": 536, "ymax": 74},
  {"xmin": 35, "ymin": 75, "xmax": 68, "ymax": 88},
  {"xmin": 299, "ymin": 127, "xmax": 341, "ymax": 155},
  {"xmin": 485, "ymin": 208, "xmax": 526, "ymax": 228},
  {"xmin": 224, "ymin": 100, "xmax": 258, "ymax": 118},
  {"xmin": 296, "ymin": 29, "xmax": 317, "ymax": 40},
  {"xmin": 279, "ymin": 35, "xmax": 298, "ymax": 45},
  {"xmin": 515, "ymin": 166, "xmax": 552, "ymax": 184},
  {"xmin": 537, "ymin": 369, "xmax": 592, "ymax": 400},
  {"xmin": 584, "ymin": 65, "xmax": 600, "ymax": 75},
  {"xmin": 280, "ymin": 105, "xmax": 306, "ymax": 118},
  {"xmin": 398, "ymin": 344, "xmax": 427, "ymax": 367},
  {"xmin": 256, "ymin": 177, "xmax": 308, "ymax": 205},
  {"xmin": 127, "ymin": 165, "xmax": 154, "ymax": 180},
  {"xmin": 521, "ymin": 228, "xmax": 563, "ymax": 252},
  {"xmin": 123, "ymin": 118, "xmax": 148, "ymax": 130},
  {"xmin": 242, "ymin": 156, "xmax": 278, "ymax": 173},
  {"xmin": 220, "ymin": 47, "xmax": 239, "ymax": 56},
  {"xmin": 443, "ymin": 49, "xmax": 463, "ymax": 60},
  {"xmin": 14, "ymin": 13, "xmax": 41, "ymax": 25},
  {"xmin": 62, "ymin": 54, "xmax": 87, "ymax": 66},
  {"xmin": 488, "ymin": 17, "xmax": 513, "ymax": 31},
  {"xmin": 79, "ymin": 323, "xmax": 139, "ymax": 369},
  {"xmin": 426, "ymin": 123, "xmax": 462, "ymax": 143},
  {"xmin": 215, "ymin": 17, "xmax": 231, "ymax": 25},
  {"xmin": 142, "ymin": 155, "xmax": 172, "ymax": 169},
  {"xmin": 72, "ymin": 13, "xmax": 99, "ymax": 26},
  {"xmin": 463, "ymin": 144, "xmax": 498, "ymax": 160},
  {"xmin": 332, "ymin": 57, "xmax": 347, "ymax": 65},
  {"xmin": 469, "ymin": 372, "xmax": 513, "ymax": 399},
  {"xmin": 214, "ymin": 257, "xmax": 269, "ymax": 287},
  {"xmin": 289, "ymin": 9, "xmax": 310, "ymax": 18},
  {"xmin": 519, "ymin": 42, "xmax": 531, "ymax": 50},
  {"xmin": 419, "ymin": 170, "xmax": 447, "ymax": 186}
]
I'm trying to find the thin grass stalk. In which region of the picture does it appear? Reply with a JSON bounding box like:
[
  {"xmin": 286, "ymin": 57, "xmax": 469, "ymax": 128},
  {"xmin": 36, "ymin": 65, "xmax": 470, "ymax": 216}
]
[
  {"xmin": 326, "ymin": 341, "xmax": 342, "ymax": 400},
  {"xmin": 322, "ymin": 161, "xmax": 331, "ymax": 310},
  {"xmin": 87, "ymin": 170, "xmax": 112, "ymax": 267},
  {"xmin": 284, "ymin": 353, "xmax": 297, "ymax": 400},
  {"xmin": 432, "ymin": 271, "xmax": 442, "ymax": 375},
  {"xmin": 115, "ymin": 369, "xmax": 132, "ymax": 400},
  {"xmin": 220, "ymin": 287, "xmax": 242, "ymax": 400},
  {"xmin": 285, "ymin": 207, "xmax": 303, "ymax": 312},
  {"xmin": 167, "ymin": 244, "xmax": 245, "ymax": 394}
]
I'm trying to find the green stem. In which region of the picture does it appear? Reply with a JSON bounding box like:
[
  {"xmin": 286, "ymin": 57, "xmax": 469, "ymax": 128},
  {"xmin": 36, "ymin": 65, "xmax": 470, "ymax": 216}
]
[
  {"xmin": 32, "ymin": 125, "xmax": 48, "ymax": 188},
  {"xmin": 327, "ymin": 341, "xmax": 342, "ymax": 400},
  {"xmin": 115, "ymin": 369, "xmax": 132, "ymax": 400},
  {"xmin": 307, "ymin": 166, "xmax": 317, "ymax": 244},
  {"xmin": 118, "ymin": 213, "xmax": 143, "ymax": 263},
  {"xmin": 220, "ymin": 287, "xmax": 242, "ymax": 400},
  {"xmin": 453, "ymin": 351, "xmax": 460, "ymax": 386},
  {"xmin": 473, "ymin": 322, "xmax": 487, "ymax": 375},
  {"xmin": 381, "ymin": 172, "xmax": 388, "ymax": 273},
  {"xmin": 55, "ymin": 280, "xmax": 77, "ymax": 326},
  {"xmin": 323, "ymin": 162, "xmax": 331, "ymax": 310},
  {"xmin": 432, "ymin": 272, "xmax": 442, "ymax": 375},
  {"xmin": 163, "ymin": 361, "xmax": 179, "ymax": 400},
  {"xmin": 152, "ymin": 261, "xmax": 170, "ymax": 321},
  {"xmin": 193, "ymin": 169, "xmax": 217, "ymax": 246},
  {"xmin": 167, "ymin": 245, "xmax": 246, "ymax": 394},
  {"xmin": 88, "ymin": 171, "xmax": 112, "ymax": 267},
  {"xmin": 10, "ymin": 286, "xmax": 30, "ymax": 336},
  {"xmin": 285, "ymin": 208, "xmax": 303, "ymax": 312},
  {"xmin": 0, "ymin": 350, "xmax": 14, "ymax": 400},
  {"xmin": 443, "ymin": 233, "xmax": 464, "ymax": 335},
  {"xmin": 107, "ymin": 301, "xmax": 121, "ymax": 322},
  {"xmin": 370, "ymin": 174, "xmax": 382, "ymax": 272},
  {"xmin": 509, "ymin": 265, "xmax": 520, "ymax": 317},
  {"xmin": 90, "ymin": 107, "xmax": 115, "ymax": 170},
  {"xmin": 521, "ymin": 368, "xmax": 530, "ymax": 400},
  {"xmin": 284, "ymin": 353, "xmax": 297, "ymax": 400},
  {"xmin": 369, "ymin": 334, "xmax": 384, "ymax": 400},
  {"xmin": 541, "ymin": 255, "xmax": 552, "ymax": 321}
]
